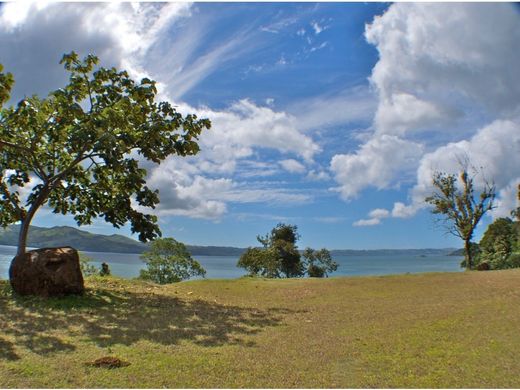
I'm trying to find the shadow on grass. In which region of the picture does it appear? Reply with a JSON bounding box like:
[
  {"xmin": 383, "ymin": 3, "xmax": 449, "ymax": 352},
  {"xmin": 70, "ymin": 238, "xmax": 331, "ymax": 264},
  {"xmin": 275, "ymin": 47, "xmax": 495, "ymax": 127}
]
[{"xmin": 0, "ymin": 279, "xmax": 292, "ymax": 359}]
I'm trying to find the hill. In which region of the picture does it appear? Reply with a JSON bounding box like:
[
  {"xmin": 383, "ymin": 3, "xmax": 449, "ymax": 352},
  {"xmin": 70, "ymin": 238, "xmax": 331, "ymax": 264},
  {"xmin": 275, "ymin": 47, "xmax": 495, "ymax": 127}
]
[
  {"xmin": 2, "ymin": 270, "xmax": 520, "ymax": 387},
  {"xmin": 0, "ymin": 225, "xmax": 148, "ymax": 254},
  {"xmin": 0, "ymin": 225, "xmax": 245, "ymax": 256}
]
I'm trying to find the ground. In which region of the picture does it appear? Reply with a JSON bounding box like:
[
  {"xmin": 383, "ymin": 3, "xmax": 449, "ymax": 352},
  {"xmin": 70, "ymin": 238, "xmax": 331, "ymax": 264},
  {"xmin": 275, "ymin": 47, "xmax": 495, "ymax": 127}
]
[{"xmin": 1, "ymin": 270, "xmax": 520, "ymax": 388}]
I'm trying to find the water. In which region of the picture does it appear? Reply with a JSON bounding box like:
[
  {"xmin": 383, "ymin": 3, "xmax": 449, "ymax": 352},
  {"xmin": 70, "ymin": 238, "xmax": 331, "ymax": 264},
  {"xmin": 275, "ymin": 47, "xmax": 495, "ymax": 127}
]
[{"xmin": 0, "ymin": 244, "xmax": 463, "ymax": 280}]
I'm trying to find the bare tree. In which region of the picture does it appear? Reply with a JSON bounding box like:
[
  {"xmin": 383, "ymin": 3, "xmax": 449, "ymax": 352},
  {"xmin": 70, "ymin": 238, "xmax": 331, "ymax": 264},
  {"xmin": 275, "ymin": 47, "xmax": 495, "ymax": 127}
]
[{"xmin": 426, "ymin": 168, "xmax": 495, "ymax": 270}]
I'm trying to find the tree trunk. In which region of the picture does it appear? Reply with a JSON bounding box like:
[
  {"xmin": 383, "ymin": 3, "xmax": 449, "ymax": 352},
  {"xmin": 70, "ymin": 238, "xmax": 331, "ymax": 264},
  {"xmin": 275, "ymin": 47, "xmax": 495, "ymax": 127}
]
[
  {"xmin": 464, "ymin": 239, "xmax": 472, "ymax": 271},
  {"xmin": 15, "ymin": 185, "xmax": 50, "ymax": 256},
  {"xmin": 16, "ymin": 218, "xmax": 31, "ymax": 256}
]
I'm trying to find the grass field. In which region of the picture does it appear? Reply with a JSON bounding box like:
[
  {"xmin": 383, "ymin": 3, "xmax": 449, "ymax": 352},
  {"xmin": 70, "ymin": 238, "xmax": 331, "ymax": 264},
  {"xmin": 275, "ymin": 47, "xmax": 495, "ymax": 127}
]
[{"xmin": 2, "ymin": 270, "xmax": 520, "ymax": 388}]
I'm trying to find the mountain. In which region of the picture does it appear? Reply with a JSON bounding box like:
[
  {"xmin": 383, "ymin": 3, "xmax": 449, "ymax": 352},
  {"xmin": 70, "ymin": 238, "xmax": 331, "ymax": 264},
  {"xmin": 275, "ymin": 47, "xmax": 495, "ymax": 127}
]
[
  {"xmin": 0, "ymin": 225, "xmax": 246, "ymax": 256},
  {"xmin": 0, "ymin": 225, "xmax": 149, "ymax": 254}
]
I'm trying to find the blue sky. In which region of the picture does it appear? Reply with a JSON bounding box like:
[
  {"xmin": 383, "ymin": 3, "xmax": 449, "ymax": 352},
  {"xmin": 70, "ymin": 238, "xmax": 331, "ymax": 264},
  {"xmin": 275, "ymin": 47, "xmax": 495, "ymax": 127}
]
[{"xmin": 1, "ymin": 2, "xmax": 519, "ymax": 249}]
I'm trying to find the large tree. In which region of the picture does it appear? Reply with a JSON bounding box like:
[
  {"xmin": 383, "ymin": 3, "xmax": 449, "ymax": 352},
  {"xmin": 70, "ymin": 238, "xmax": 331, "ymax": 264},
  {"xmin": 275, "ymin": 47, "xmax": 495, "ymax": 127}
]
[
  {"xmin": 0, "ymin": 52, "xmax": 210, "ymax": 257},
  {"xmin": 425, "ymin": 169, "xmax": 495, "ymax": 270}
]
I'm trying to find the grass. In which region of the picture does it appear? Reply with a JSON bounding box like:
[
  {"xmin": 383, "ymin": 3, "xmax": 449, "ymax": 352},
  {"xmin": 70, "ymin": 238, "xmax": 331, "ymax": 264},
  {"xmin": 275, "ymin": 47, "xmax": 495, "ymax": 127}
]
[{"xmin": 2, "ymin": 270, "xmax": 520, "ymax": 388}]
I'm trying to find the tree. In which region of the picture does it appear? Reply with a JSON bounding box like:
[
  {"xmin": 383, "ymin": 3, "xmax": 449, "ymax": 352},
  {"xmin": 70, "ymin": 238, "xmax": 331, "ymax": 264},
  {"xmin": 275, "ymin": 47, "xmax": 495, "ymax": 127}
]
[
  {"xmin": 476, "ymin": 218, "xmax": 517, "ymax": 269},
  {"xmin": 425, "ymin": 169, "xmax": 495, "ymax": 270},
  {"xmin": 139, "ymin": 238, "xmax": 206, "ymax": 284},
  {"xmin": 237, "ymin": 223, "xmax": 304, "ymax": 278},
  {"xmin": 0, "ymin": 52, "xmax": 210, "ymax": 258},
  {"xmin": 302, "ymin": 248, "xmax": 338, "ymax": 277}
]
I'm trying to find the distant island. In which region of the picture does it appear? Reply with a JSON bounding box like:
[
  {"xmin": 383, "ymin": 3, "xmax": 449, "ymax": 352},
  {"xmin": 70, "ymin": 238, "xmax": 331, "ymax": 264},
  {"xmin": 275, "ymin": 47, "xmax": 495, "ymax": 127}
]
[{"xmin": 0, "ymin": 225, "xmax": 457, "ymax": 257}]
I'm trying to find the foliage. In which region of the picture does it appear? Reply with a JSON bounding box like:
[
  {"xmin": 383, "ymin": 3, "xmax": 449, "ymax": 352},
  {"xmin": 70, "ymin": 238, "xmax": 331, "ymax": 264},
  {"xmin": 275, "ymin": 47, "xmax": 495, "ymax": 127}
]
[
  {"xmin": 237, "ymin": 223, "xmax": 304, "ymax": 278},
  {"xmin": 511, "ymin": 184, "xmax": 520, "ymax": 221},
  {"xmin": 99, "ymin": 262, "xmax": 111, "ymax": 277},
  {"xmin": 79, "ymin": 252, "xmax": 97, "ymax": 277},
  {"xmin": 474, "ymin": 218, "xmax": 520, "ymax": 270},
  {"xmin": 425, "ymin": 169, "xmax": 495, "ymax": 270},
  {"xmin": 0, "ymin": 52, "xmax": 210, "ymax": 256},
  {"xmin": 139, "ymin": 238, "xmax": 206, "ymax": 284},
  {"xmin": 237, "ymin": 247, "xmax": 280, "ymax": 278},
  {"xmin": 302, "ymin": 247, "xmax": 338, "ymax": 277}
]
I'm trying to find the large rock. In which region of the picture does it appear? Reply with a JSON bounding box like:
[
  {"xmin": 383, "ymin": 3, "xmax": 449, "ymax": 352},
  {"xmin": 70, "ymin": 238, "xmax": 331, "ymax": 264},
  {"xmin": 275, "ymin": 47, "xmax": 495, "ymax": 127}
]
[{"xmin": 9, "ymin": 247, "xmax": 84, "ymax": 297}]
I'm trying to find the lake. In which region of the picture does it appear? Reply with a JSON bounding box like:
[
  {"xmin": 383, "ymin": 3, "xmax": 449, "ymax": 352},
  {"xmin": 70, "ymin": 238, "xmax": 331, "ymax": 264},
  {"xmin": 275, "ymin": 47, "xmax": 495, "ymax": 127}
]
[{"xmin": 0, "ymin": 245, "xmax": 463, "ymax": 280}]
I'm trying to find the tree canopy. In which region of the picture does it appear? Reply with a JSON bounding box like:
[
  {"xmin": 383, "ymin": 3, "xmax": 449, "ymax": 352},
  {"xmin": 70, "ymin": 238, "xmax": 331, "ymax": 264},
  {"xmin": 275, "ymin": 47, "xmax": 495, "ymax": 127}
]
[
  {"xmin": 237, "ymin": 223, "xmax": 338, "ymax": 278},
  {"xmin": 474, "ymin": 217, "xmax": 520, "ymax": 270},
  {"xmin": 238, "ymin": 223, "xmax": 304, "ymax": 278},
  {"xmin": 425, "ymin": 169, "xmax": 495, "ymax": 270},
  {"xmin": 0, "ymin": 52, "xmax": 210, "ymax": 256},
  {"xmin": 140, "ymin": 238, "xmax": 206, "ymax": 284}
]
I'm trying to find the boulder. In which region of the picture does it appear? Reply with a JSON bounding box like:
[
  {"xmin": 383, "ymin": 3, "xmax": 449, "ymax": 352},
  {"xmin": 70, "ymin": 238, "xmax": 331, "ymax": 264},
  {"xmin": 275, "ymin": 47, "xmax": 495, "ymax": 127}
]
[{"xmin": 9, "ymin": 247, "xmax": 84, "ymax": 297}]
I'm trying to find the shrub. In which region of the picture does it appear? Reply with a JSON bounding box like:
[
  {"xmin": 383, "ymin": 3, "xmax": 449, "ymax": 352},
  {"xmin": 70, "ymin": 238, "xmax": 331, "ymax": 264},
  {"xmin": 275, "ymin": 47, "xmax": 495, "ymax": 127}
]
[{"xmin": 79, "ymin": 253, "xmax": 97, "ymax": 277}]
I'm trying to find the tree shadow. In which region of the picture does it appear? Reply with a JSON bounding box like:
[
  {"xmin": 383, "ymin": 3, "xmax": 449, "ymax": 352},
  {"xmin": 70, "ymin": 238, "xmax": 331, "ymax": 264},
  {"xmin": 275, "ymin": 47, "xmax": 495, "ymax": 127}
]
[
  {"xmin": 0, "ymin": 280, "xmax": 294, "ymax": 359},
  {"xmin": 0, "ymin": 337, "xmax": 20, "ymax": 361}
]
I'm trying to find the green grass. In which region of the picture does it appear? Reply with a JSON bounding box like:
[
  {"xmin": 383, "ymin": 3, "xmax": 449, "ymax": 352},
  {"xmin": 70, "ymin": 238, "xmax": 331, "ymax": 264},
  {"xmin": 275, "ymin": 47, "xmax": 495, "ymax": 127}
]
[{"xmin": 2, "ymin": 270, "xmax": 520, "ymax": 388}]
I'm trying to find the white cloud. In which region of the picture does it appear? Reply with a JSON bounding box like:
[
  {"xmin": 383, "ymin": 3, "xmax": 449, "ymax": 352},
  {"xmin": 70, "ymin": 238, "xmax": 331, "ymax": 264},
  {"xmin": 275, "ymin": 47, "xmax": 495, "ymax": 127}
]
[
  {"xmin": 391, "ymin": 202, "xmax": 421, "ymax": 219},
  {"xmin": 330, "ymin": 135, "xmax": 423, "ymax": 200},
  {"xmin": 307, "ymin": 170, "xmax": 330, "ymax": 182},
  {"xmin": 279, "ymin": 159, "xmax": 306, "ymax": 174},
  {"xmin": 353, "ymin": 207, "xmax": 391, "ymax": 227},
  {"xmin": 187, "ymin": 99, "xmax": 320, "ymax": 164},
  {"xmin": 366, "ymin": 3, "xmax": 520, "ymax": 133},
  {"xmin": 491, "ymin": 181, "xmax": 520, "ymax": 220},
  {"xmin": 0, "ymin": 2, "xmax": 191, "ymax": 102},
  {"xmin": 335, "ymin": 3, "xmax": 520, "ymax": 226},
  {"xmin": 353, "ymin": 218, "xmax": 381, "ymax": 227},
  {"xmin": 393, "ymin": 119, "xmax": 520, "ymax": 219},
  {"xmin": 369, "ymin": 208, "xmax": 389, "ymax": 219}
]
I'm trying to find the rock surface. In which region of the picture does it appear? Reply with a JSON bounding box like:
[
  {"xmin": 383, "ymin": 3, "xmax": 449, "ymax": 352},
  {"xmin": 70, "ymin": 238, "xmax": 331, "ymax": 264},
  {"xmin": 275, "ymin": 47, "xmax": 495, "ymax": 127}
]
[{"xmin": 9, "ymin": 247, "xmax": 84, "ymax": 297}]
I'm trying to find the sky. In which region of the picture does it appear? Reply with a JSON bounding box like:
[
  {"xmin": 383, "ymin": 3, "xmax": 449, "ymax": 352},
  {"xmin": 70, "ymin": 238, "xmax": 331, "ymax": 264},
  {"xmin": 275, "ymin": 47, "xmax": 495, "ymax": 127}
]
[{"xmin": 0, "ymin": 2, "xmax": 519, "ymax": 250}]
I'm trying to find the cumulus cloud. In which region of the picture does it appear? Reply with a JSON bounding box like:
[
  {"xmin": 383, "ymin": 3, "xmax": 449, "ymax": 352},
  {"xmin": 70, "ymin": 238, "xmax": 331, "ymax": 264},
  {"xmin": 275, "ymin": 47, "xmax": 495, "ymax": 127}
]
[
  {"xmin": 336, "ymin": 3, "xmax": 520, "ymax": 225},
  {"xmin": 366, "ymin": 3, "xmax": 520, "ymax": 133},
  {"xmin": 330, "ymin": 135, "xmax": 423, "ymax": 200}
]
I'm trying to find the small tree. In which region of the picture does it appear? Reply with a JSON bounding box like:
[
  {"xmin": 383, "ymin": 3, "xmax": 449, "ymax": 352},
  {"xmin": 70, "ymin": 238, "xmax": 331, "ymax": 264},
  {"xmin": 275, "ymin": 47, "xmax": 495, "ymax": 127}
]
[
  {"xmin": 302, "ymin": 248, "xmax": 338, "ymax": 277},
  {"xmin": 0, "ymin": 52, "xmax": 211, "ymax": 260},
  {"xmin": 79, "ymin": 252, "xmax": 97, "ymax": 277},
  {"xmin": 426, "ymin": 169, "xmax": 495, "ymax": 270},
  {"xmin": 238, "ymin": 223, "xmax": 304, "ymax": 278},
  {"xmin": 140, "ymin": 238, "xmax": 206, "ymax": 284}
]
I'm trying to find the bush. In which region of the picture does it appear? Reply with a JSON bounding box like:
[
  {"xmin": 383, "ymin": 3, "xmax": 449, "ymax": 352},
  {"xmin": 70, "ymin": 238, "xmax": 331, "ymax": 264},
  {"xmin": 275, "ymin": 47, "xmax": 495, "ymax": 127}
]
[
  {"xmin": 99, "ymin": 262, "xmax": 111, "ymax": 277},
  {"xmin": 140, "ymin": 238, "xmax": 206, "ymax": 284},
  {"xmin": 79, "ymin": 253, "xmax": 97, "ymax": 277},
  {"xmin": 507, "ymin": 253, "xmax": 520, "ymax": 269}
]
